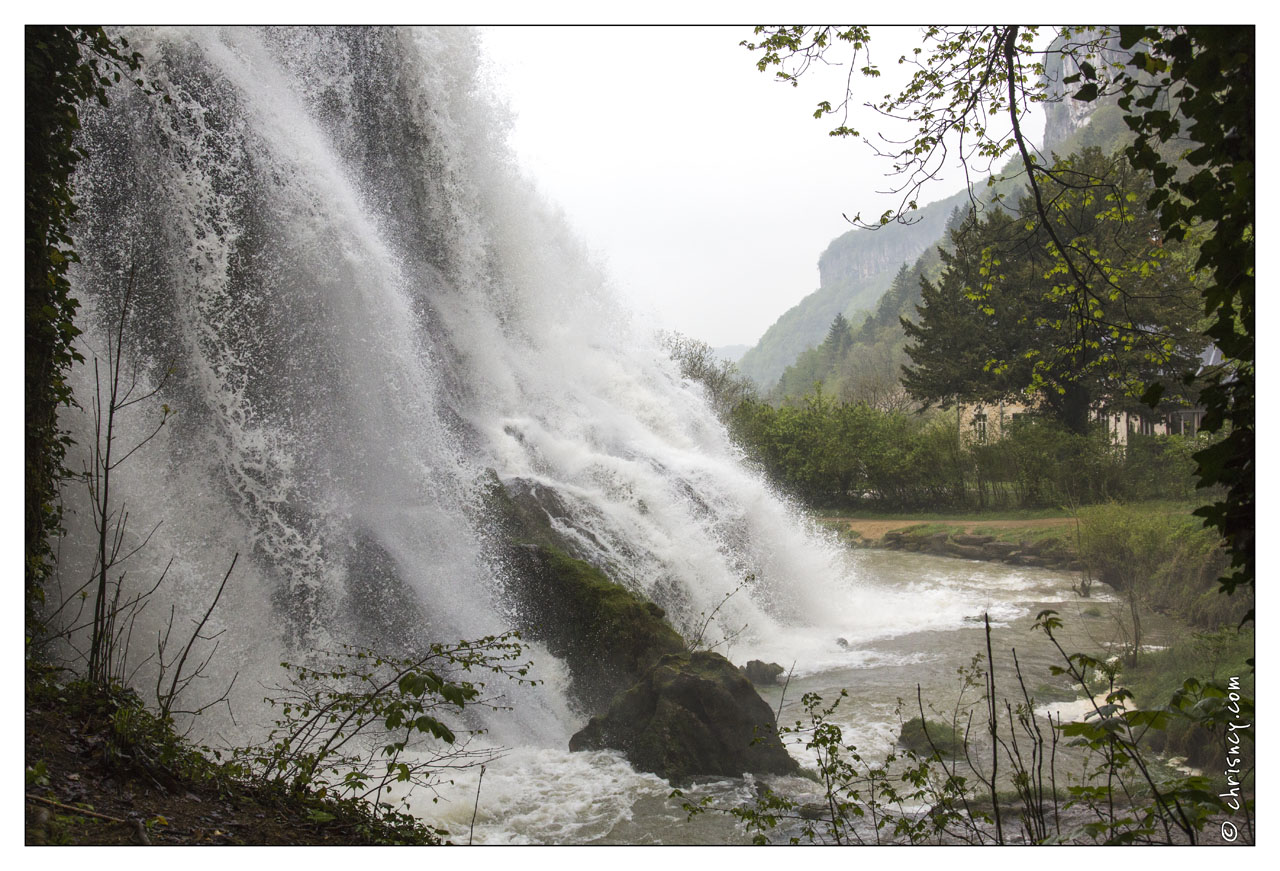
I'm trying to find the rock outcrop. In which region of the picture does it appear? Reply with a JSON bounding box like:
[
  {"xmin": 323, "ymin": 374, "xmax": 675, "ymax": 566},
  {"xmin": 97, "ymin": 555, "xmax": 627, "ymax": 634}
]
[
  {"xmin": 570, "ymin": 651, "xmax": 799, "ymax": 784},
  {"xmin": 479, "ymin": 471, "xmax": 685, "ymax": 712},
  {"xmin": 740, "ymin": 660, "xmax": 785, "ymax": 687},
  {"xmin": 897, "ymin": 716, "xmax": 964, "ymax": 757},
  {"xmin": 876, "ymin": 527, "xmax": 1084, "ymax": 573}
]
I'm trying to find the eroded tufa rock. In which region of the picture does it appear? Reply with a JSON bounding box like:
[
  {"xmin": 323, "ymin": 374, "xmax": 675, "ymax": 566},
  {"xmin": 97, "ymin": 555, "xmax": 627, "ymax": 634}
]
[
  {"xmin": 569, "ymin": 651, "xmax": 798, "ymax": 784},
  {"xmin": 739, "ymin": 660, "xmax": 785, "ymax": 686}
]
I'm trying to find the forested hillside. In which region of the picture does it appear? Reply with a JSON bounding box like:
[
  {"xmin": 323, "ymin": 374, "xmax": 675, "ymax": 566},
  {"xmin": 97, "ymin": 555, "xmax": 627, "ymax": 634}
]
[
  {"xmin": 744, "ymin": 30, "xmax": 1136, "ymax": 401},
  {"xmin": 766, "ymin": 90, "xmax": 1136, "ymax": 404},
  {"xmin": 735, "ymin": 192, "xmax": 961, "ymax": 388}
]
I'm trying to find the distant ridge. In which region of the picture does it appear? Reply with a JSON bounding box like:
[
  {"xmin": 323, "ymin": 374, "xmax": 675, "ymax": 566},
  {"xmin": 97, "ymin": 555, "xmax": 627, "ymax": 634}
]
[
  {"xmin": 735, "ymin": 191, "xmax": 964, "ymax": 389},
  {"xmin": 712, "ymin": 344, "xmax": 751, "ymax": 364}
]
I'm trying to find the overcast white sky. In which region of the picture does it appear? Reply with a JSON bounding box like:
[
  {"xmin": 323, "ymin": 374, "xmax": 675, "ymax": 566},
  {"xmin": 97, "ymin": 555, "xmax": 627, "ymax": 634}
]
[{"xmin": 478, "ymin": 26, "xmax": 1042, "ymax": 349}]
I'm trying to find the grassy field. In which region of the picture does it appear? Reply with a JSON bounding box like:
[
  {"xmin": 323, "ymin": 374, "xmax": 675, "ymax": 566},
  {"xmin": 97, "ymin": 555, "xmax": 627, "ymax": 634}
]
[{"xmin": 817, "ymin": 501, "xmax": 1204, "ymax": 548}]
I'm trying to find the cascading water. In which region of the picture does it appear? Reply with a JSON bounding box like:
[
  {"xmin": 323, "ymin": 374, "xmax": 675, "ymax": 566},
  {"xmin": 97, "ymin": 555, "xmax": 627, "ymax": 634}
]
[{"xmin": 55, "ymin": 26, "xmax": 1015, "ymax": 841}]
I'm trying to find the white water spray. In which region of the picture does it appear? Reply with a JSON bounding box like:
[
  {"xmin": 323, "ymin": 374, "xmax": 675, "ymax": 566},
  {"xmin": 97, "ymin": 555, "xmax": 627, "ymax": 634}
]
[{"xmin": 59, "ymin": 28, "xmax": 964, "ymax": 756}]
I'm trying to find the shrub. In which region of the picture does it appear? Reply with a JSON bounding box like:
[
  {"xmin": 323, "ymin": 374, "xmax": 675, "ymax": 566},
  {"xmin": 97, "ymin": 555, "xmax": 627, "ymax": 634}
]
[
  {"xmin": 1077, "ymin": 503, "xmax": 1240, "ymax": 631},
  {"xmin": 234, "ymin": 633, "xmax": 535, "ymax": 823}
]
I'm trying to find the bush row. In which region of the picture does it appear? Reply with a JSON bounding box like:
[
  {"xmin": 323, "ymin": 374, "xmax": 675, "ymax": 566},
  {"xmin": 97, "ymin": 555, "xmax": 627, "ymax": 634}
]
[{"xmin": 728, "ymin": 395, "xmax": 1219, "ymax": 511}]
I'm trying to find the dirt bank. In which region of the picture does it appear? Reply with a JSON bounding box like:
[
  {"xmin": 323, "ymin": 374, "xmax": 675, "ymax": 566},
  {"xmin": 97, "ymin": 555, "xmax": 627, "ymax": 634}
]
[
  {"xmin": 820, "ymin": 516, "xmax": 1085, "ymax": 572},
  {"xmin": 828, "ymin": 517, "xmax": 1078, "ymax": 543}
]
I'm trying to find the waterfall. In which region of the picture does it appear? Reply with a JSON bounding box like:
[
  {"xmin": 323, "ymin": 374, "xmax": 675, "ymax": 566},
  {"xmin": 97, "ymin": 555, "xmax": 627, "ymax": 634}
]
[{"xmin": 58, "ymin": 26, "xmax": 894, "ymax": 751}]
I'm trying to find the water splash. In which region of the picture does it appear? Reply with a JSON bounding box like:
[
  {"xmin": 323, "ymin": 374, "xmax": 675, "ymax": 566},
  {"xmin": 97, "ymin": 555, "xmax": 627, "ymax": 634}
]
[{"xmin": 59, "ymin": 26, "xmax": 915, "ymax": 744}]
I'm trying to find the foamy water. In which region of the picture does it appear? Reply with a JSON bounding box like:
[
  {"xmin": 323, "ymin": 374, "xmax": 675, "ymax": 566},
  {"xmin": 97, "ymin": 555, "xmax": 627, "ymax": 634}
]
[{"xmin": 54, "ymin": 26, "xmax": 1117, "ymax": 843}]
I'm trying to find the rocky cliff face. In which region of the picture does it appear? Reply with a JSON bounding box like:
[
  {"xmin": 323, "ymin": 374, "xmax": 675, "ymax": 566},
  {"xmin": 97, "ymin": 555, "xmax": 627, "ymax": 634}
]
[
  {"xmin": 816, "ymin": 207, "xmax": 951, "ymax": 300},
  {"xmin": 737, "ymin": 190, "xmax": 963, "ymax": 390},
  {"xmin": 1041, "ymin": 29, "xmax": 1126, "ymax": 153}
]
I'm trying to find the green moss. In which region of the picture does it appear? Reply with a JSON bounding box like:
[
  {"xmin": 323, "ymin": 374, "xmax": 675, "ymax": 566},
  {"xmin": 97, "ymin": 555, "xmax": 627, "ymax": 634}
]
[
  {"xmin": 538, "ymin": 547, "xmax": 683, "ymax": 654},
  {"xmin": 480, "ymin": 470, "xmax": 697, "ymax": 713},
  {"xmin": 505, "ymin": 544, "xmax": 684, "ymax": 712},
  {"xmin": 476, "ymin": 468, "xmax": 565, "ymax": 551}
]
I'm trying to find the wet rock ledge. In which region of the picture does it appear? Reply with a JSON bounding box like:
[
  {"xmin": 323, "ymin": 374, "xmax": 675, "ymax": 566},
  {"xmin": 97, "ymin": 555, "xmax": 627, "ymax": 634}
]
[{"xmin": 479, "ymin": 470, "xmax": 796, "ymax": 784}]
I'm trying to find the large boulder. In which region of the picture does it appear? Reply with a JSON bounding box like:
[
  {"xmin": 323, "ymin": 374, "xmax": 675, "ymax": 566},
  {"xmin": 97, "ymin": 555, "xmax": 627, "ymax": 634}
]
[
  {"xmin": 569, "ymin": 651, "xmax": 799, "ymax": 784},
  {"xmin": 897, "ymin": 716, "xmax": 964, "ymax": 757}
]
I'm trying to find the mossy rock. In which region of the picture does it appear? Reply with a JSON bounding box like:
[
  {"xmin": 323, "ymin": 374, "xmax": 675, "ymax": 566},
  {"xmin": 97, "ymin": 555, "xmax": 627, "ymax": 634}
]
[
  {"xmin": 897, "ymin": 717, "xmax": 964, "ymax": 757},
  {"xmin": 569, "ymin": 651, "xmax": 799, "ymax": 784},
  {"xmin": 478, "ymin": 470, "xmax": 686, "ymax": 713},
  {"xmin": 477, "ymin": 469, "xmax": 582, "ymax": 554},
  {"xmin": 506, "ymin": 544, "xmax": 685, "ymax": 713}
]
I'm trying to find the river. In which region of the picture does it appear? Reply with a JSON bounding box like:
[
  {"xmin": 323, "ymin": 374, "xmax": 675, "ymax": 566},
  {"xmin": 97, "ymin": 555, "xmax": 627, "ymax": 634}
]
[{"xmin": 409, "ymin": 548, "xmax": 1175, "ymax": 844}]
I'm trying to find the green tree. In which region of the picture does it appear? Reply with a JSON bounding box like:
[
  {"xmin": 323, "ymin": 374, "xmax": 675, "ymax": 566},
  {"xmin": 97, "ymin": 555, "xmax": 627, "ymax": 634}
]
[
  {"xmin": 902, "ymin": 147, "xmax": 1207, "ymax": 434},
  {"xmin": 744, "ymin": 25, "xmax": 1252, "ymax": 598},
  {"xmin": 772, "ymin": 313, "xmax": 856, "ymax": 404},
  {"xmin": 662, "ymin": 332, "xmax": 757, "ymax": 420},
  {"xmin": 821, "ymin": 312, "xmax": 853, "ymax": 362}
]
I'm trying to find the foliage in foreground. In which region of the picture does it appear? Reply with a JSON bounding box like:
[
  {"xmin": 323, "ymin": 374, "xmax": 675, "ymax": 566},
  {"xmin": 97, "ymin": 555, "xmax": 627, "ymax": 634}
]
[
  {"xmin": 679, "ymin": 614, "xmax": 1252, "ymax": 845},
  {"xmin": 25, "ymin": 663, "xmax": 441, "ymax": 845},
  {"xmin": 27, "ymin": 631, "xmax": 536, "ymax": 845},
  {"xmin": 230, "ymin": 633, "xmax": 535, "ymax": 817},
  {"xmin": 1123, "ymin": 626, "xmax": 1254, "ymax": 770}
]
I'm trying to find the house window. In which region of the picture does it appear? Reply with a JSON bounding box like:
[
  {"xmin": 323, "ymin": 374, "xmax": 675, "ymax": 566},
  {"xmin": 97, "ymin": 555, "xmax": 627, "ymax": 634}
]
[{"xmin": 971, "ymin": 410, "xmax": 988, "ymax": 443}]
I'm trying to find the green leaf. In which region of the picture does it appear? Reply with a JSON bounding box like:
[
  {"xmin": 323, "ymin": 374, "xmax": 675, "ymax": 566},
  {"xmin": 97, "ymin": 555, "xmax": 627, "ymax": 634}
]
[
  {"xmin": 1073, "ymin": 83, "xmax": 1099, "ymax": 102},
  {"xmin": 414, "ymin": 715, "xmax": 456, "ymax": 743}
]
